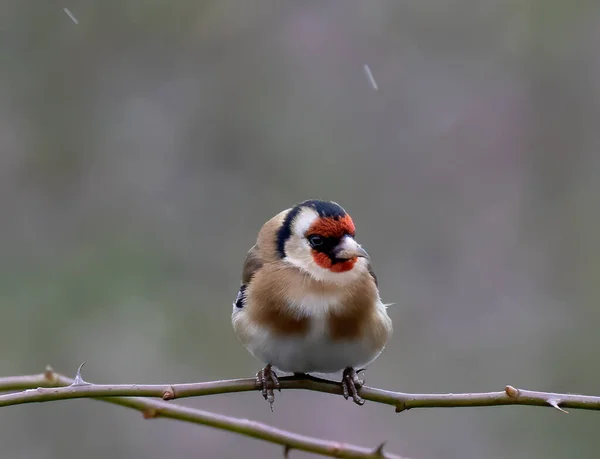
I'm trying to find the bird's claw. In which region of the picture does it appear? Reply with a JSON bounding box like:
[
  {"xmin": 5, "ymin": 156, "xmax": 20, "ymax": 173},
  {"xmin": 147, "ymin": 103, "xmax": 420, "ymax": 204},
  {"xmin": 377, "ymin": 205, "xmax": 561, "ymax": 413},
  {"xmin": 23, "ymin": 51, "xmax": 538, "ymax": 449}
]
[
  {"xmin": 342, "ymin": 367, "xmax": 365, "ymax": 405},
  {"xmin": 256, "ymin": 364, "xmax": 280, "ymax": 410}
]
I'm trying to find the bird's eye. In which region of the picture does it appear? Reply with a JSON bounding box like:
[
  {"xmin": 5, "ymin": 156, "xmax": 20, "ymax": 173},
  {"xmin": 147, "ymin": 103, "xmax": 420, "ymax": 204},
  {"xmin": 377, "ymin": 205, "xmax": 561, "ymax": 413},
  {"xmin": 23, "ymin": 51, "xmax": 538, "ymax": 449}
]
[{"xmin": 308, "ymin": 235, "xmax": 324, "ymax": 248}]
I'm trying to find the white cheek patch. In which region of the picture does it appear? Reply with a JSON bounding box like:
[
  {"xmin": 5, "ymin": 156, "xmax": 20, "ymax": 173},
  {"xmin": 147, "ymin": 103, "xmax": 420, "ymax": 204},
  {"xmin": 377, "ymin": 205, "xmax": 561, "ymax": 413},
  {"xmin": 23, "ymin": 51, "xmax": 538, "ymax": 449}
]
[
  {"xmin": 282, "ymin": 207, "xmax": 317, "ymax": 272},
  {"xmin": 292, "ymin": 208, "xmax": 319, "ymax": 236}
]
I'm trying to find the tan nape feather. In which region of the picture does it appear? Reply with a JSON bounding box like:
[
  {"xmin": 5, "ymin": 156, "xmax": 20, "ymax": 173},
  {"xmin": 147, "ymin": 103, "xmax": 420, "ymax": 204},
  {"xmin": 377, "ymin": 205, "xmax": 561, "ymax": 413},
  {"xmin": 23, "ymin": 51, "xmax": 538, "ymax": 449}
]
[
  {"xmin": 242, "ymin": 245, "xmax": 263, "ymax": 285},
  {"xmin": 256, "ymin": 209, "xmax": 290, "ymax": 262}
]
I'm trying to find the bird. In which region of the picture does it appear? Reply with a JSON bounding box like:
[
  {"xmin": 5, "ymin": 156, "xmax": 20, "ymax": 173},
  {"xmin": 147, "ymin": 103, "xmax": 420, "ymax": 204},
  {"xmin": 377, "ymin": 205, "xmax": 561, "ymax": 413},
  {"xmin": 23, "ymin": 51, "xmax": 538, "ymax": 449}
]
[{"xmin": 231, "ymin": 199, "xmax": 393, "ymax": 407}]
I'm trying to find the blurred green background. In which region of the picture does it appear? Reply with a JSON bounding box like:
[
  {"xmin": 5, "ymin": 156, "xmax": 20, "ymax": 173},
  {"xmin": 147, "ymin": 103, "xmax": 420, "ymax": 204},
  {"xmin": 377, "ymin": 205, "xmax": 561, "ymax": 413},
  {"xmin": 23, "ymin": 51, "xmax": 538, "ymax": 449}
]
[{"xmin": 2, "ymin": 0, "xmax": 600, "ymax": 458}]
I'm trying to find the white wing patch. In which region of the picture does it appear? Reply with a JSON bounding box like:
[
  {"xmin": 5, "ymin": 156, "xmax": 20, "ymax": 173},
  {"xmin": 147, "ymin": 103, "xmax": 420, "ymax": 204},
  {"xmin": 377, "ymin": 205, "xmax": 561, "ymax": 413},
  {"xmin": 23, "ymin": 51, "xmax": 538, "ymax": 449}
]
[{"xmin": 233, "ymin": 284, "xmax": 247, "ymax": 310}]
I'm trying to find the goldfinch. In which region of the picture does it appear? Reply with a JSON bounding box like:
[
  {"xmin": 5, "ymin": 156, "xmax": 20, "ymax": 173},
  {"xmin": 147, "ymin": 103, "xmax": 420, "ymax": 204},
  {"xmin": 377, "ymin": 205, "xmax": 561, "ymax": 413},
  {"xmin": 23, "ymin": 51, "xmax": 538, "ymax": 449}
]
[{"xmin": 232, "ymin": 200, "xmax": 392, "ymax": 406}]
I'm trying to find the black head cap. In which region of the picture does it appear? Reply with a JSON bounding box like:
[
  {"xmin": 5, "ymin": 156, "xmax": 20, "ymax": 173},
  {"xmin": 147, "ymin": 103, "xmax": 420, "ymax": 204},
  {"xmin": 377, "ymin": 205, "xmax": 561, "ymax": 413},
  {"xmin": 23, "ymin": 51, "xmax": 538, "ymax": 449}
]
[{"xmin": 276, "ymin": 200, "xmax": 348, "ymax": 258}]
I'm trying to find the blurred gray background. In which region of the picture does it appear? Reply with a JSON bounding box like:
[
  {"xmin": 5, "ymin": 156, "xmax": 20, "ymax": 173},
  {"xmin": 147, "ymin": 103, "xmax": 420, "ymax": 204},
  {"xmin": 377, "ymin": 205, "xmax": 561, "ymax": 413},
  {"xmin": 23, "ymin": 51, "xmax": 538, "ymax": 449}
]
[{"xmin": 2, "ymin": 1, "xmax": 600, "ymax": 458}]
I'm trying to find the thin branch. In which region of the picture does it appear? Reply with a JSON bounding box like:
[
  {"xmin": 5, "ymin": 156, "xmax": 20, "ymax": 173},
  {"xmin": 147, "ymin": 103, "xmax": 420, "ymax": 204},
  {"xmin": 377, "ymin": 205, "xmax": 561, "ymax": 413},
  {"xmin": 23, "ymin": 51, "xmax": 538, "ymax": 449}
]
[
  {"xmin": 2, "ymin": 370, "xmax": 599, "ymax": 414},
  {"xmin": 0, "ymin": 367, "xmax": 405, "ymax": 459}
]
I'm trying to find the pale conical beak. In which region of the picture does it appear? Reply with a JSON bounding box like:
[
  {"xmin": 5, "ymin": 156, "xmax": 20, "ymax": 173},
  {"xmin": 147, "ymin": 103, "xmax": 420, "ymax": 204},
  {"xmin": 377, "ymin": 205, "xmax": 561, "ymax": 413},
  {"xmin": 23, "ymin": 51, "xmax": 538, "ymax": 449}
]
[
  {"xmin": 353, "ymin": 245, "xmax": 369, "ymax": 259},
  {"xmin": 335, "ymin": 236, "xmax": 370, "ymax": 260}
]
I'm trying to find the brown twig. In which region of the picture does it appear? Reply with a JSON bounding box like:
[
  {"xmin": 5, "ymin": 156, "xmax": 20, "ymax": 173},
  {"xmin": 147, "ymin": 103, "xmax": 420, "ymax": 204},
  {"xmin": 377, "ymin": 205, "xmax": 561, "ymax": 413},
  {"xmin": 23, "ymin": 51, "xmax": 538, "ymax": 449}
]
[
  {"xmin": 0, "ymin": 367, "xmax": 406, "ymax": 459},
  {"xmin": 2, "ymin": 369, "xmax": 598, "ymax": 414}
]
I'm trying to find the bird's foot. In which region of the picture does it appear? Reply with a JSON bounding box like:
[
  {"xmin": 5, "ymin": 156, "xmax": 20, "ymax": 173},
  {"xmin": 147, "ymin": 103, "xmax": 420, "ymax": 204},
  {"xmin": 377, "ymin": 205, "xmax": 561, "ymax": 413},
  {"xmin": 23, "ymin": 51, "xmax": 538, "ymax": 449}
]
[
  {"xmin": 341, "ymin": 367, "xmax": 365, "ymax": 405},
  {"xmin": 256, "ymin": 364, "xmax": 280, "ymax": 410}
]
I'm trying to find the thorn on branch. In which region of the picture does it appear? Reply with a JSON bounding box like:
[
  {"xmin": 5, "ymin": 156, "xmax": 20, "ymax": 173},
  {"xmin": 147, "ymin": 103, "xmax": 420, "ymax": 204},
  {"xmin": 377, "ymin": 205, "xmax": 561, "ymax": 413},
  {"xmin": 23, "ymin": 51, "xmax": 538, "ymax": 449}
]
[
  {"xmin": 162, "ymin": 386, "xmax": 176, "ymax": 400},
  {"xmin": 373, "ymin": 441, "xmax": 387, "ymax": 457},
  {"xmin": 283, "ymin": 445, "xmax": 291, "ymax": 458},
  {"xmin": 71, "ymin": 362, "xmax": 90, "ymax": 386},
  {"xmin": 548, "ymin": 398, "xmax": 569, "ymax": 414},
  {"xmin": 505, "ymin": 385, "xmax": 520, "ymax": 398}
]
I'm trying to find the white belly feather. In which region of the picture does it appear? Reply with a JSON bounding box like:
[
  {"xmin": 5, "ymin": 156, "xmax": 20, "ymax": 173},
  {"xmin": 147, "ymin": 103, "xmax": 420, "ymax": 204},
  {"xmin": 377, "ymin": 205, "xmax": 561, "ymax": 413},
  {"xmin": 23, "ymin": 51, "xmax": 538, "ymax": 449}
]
[{"xmin": 232, "ymin": 294, "xmax": 389, "ymax": 374}]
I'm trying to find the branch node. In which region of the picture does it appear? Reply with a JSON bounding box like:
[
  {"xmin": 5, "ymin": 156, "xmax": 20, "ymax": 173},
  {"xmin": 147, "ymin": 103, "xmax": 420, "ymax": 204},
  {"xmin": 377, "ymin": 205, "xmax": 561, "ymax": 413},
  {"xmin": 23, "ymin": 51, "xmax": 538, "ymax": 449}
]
[
  {"xmin": 505, "ymin": 385, "xmax": 520, "ymax": 398},
  {"xmin": 548, "ymin": 398, "xmax": 569, "ymax": 414},
  {"xmin": 283, "ymin": 445, "xmax": 291, "ymax": 458},
  {"xmin": 394, "ymin": 401, "xmax": 407, "ymax": 413},
  {"xmin": 43, "ymin": 365, "xmax": 56, "ymax": 383},
  {"xmin": 373, "ymin": 441, "xmax": 387, "ymax": 457},
  {"xmin": 329, "ymin": 443, "xmax": 342, "ymax": 456},
  {"xmin": 162, "ymin": 386, "xmax": 176, "ymax": 400},
  {"xmin": 142, "ymin": 408, "xmax": 158, "ymax": 419}
]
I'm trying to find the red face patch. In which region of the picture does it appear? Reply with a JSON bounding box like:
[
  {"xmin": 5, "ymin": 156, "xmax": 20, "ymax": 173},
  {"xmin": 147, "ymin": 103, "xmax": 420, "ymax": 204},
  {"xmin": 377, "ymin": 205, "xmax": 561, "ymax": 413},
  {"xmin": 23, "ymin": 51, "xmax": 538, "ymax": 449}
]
[
  {"xmin": 312, "ymin": 252, "xmax": 357, "ymax": 272},
  {"xmin": 307, "ymin": 215, "xmax": 355, "ymax": 239},
  {"xmin": 308, "ymin": 215, "xmax": 358, "ymax": 273}
]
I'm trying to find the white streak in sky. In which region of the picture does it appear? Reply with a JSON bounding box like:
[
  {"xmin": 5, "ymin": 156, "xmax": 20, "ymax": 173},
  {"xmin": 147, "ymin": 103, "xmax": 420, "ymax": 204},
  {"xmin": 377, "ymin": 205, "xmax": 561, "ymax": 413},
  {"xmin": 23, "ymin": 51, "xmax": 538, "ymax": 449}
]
[
  {"xmin": 363, "ymin": 64, "xmax": 378, "ymax": 90},
  {"xmin": 64, "ymin": 8, "xmax": 79, "ymax": 24}
]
